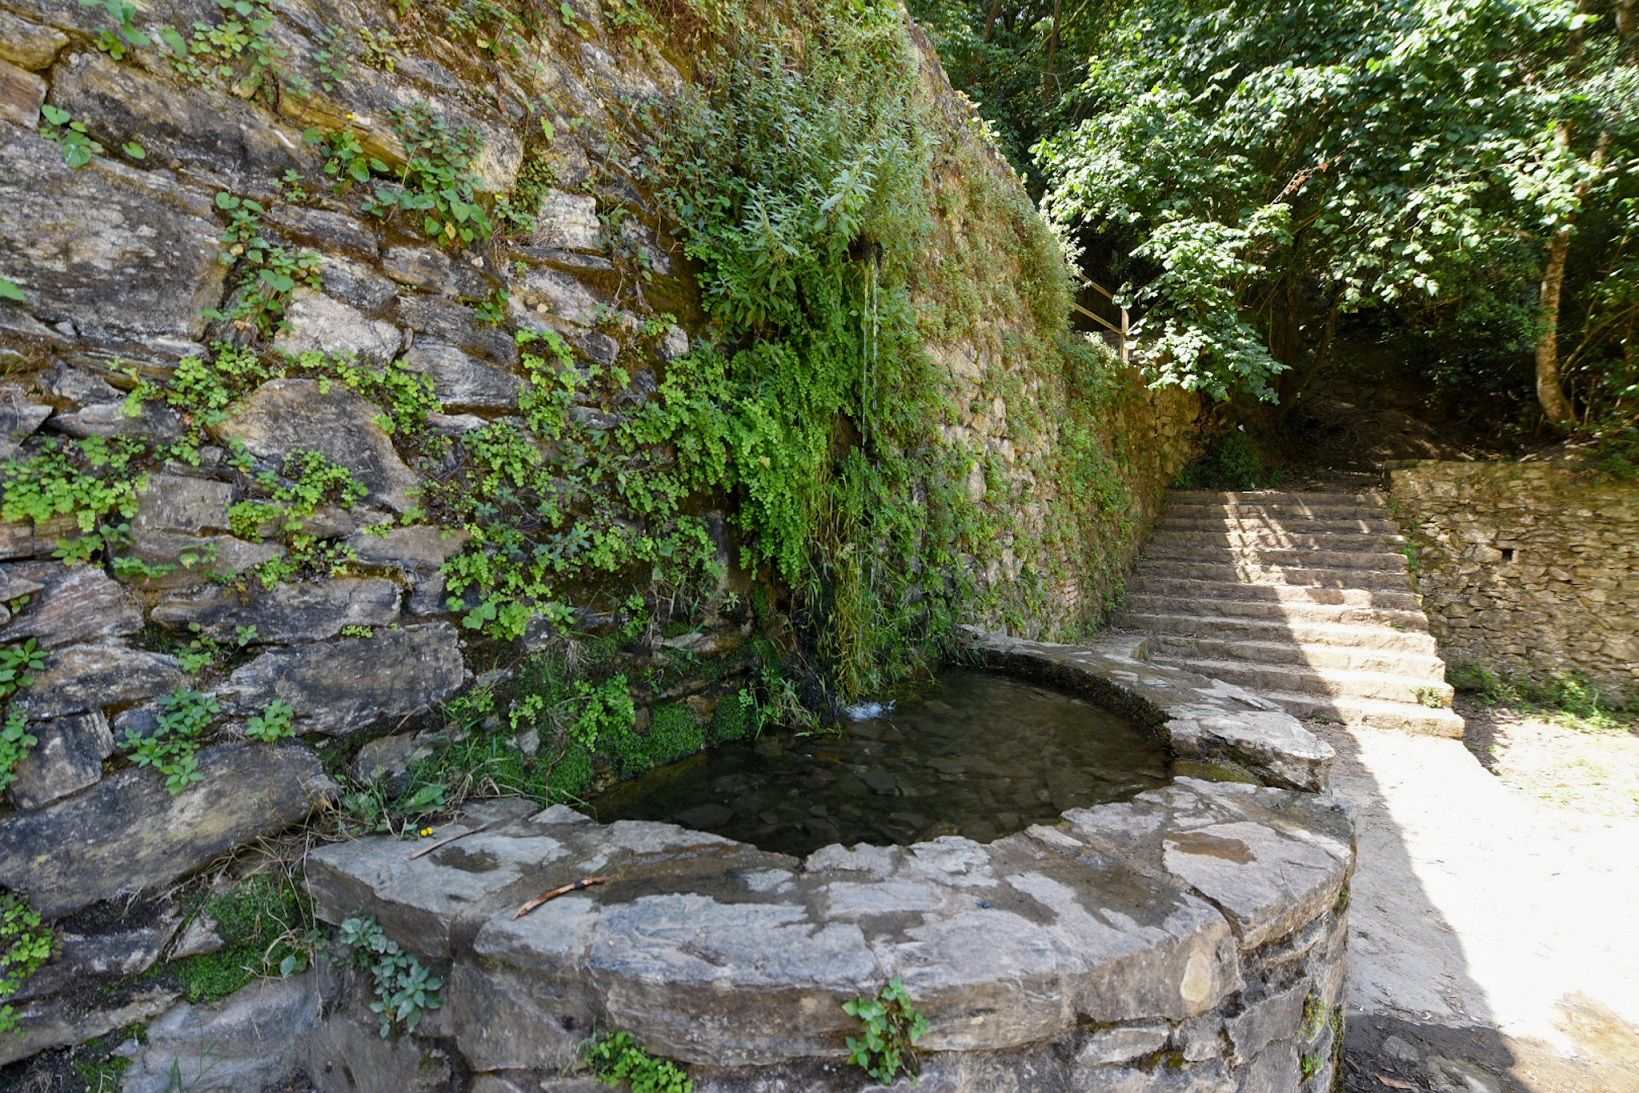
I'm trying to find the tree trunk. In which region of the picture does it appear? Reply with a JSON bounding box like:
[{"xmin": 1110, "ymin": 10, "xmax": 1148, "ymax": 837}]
[
  {"xmin": 981, "ymin": 0, "xmax": 1004, "ymax": 42},
  {"xmin": 1044, "ymin": 0, "xmax": 1063, "ymax": 103},
  {"xmin": 1535, "ymin": 223, "xmax": 1579, "ymax": 428},
  {"xmin": 1533, "ymin": 125, "xmax": 1610, "ymax": 429}
]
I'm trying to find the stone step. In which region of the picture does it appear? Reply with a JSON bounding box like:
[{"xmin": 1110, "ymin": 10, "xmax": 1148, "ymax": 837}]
[
  {"xmin": 1147, "ymin": 527, "xmax": 1406, "ymax": 553},
  {"xmin": 1165, "ymin": 495, "xmax": 1388, "ymax": 518},
  {"xmin": 1154, "ymin": 514, "xmax": 1403, "ymax": 537},
  {"xmin": 1135, "ymin": 544, "xmax": 1410, "ymax": 573},
  {"xmin": 1125, "ymin": 591, "xmax": 1428, "ymax": 630},
  {"xmin": 1140, "ymin": 633, "xmax": 1447, "ymax": 679},
  {"xmin": 1130, "ymin": 559, "xmax": 1417, "ymax": 590},
  {"xmin": 1168, "ymin": 490, "xmax": 1385, "ymax": 507},
  {"xmin": 1252, "ymin": 690, "xmax": 1465, "ymax": 737},
  {"xmin": 1125, "ymin": 576, "xmax": 1424, "ymax": 612},
  {"xmin": 1122, "ymin": 611, "xmax": 1439, "ymax": 655},
  {"xmin": 1157, "ymin": 656, "xmax": 1453, "ymax": 706}
]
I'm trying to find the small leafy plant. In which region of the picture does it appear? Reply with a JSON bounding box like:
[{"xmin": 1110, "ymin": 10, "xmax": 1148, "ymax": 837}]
[
  {"xmin": 79, "ymin": 0, "xmax": 151, "ymax": 59},
  {"xmin": 209, "ymin": 192, "xmax": 323, "ymax": 337},
  {"xmin": 0, "ymin": 891, "xmax": 52, "ymax": 1034},
  {"xmin": 244, "ymin": 699, "xmax": 296, "ymax": 742},
  {"xmin": 162, "ymin": 0, "xmax": 288, "ymax": 103},
  {"xmin": 0, "ymin": 640, "xmax": 47, "ymax": 794},
  {"xmin": 40, "ymin": 105, "xmax": 104, "ymax": 169},
  {"xmin": 843, "ymin": 977, "xmax": 929, "ymax": 1084},
  {"xmin": 337, "ymin": 916, "xmax": 442, "ymax": 1037},
  {"xmin": 582, "ymin": 1030, "xmax": 692, "ymax": 1093},
  {"xmin": 123, "ymin": 688, "xmax": 220, "ymax": 794}
]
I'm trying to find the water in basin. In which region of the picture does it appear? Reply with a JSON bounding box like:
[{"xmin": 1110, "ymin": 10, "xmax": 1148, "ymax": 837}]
[{"xmin": 588, "ymin": 668, "xmax": 1172, "ymax": 857}]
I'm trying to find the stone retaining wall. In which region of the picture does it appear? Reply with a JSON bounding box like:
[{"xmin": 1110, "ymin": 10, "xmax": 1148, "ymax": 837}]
[{"xmin": 1388, "ymin": 459, "xmax": 1638, "ymax": 704}]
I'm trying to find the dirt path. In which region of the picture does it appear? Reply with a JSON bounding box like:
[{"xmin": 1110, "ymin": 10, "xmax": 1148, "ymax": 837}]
[{"xmin": 1312, "ymin": 720, "xmax": 1639, "ymax": 1092}]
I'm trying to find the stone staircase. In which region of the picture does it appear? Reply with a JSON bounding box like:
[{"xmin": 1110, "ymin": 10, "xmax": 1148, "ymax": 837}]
[{"xmin": 1118, "ymin": 489, "xmax": 1465, "ymax": 736}]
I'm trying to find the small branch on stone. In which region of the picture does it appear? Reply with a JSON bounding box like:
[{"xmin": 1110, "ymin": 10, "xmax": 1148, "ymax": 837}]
[
  {"xmin": 513, "ymin": 876, "xmax": 609, "ymax": 918},
  {"xmin": 408, "ymin": 816, "xmax": 509, "ymax": 859}
]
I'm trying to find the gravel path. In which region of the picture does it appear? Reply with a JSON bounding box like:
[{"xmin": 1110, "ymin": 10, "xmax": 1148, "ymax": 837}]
[{"xmin": 1314, "ymin": 721, "xmax": 1639, "ymax": 1091}]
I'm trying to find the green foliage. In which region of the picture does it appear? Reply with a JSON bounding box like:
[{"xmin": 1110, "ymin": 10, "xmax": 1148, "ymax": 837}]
[
  {"xmin": 245, "ymin": 699, "xmax": 297, "ymax": 742},
  {"xmin": 1173, "ymin": 432, "xmax": 1274, "ymax": 491},
  {"xmin": 0, "ymin": 639, "xmax": 46, "ymax": 708},
  {"xmin": 1449, "ymin": 663, "xmax": 1632, "ymax": 726},
  {"xmin": 165, "ymin": 873, "xmax": 320, "ymax": 1003},
  {"xmin": 338, "ymin": 915, "xmax": 442, "ymax": 1037},
  {"xmin": 635, "ymin": 7, "xmax": 984, "ymax": 696},
  {"xmin": 0, "ymin": 435, "xmax": 145, "ymax": 534},
  {"xmin": 0, "ymin": 276, "xmax": 25, "ymax": 302},
  {"xmin": 843, "ymin": 977, "xmax": 929, "ymax": 1084},
  {"xmin": 176, "ymin": 622, "xmax": 259, "ymax": 674},
  {"xmin": 0, "ymin": 710, "xmax": 37, "ymax": 796},
  {"xmin": 122, "ymin": 688, "xmax": 220, "ymax": 794},
  {"xmin": 72, "ymin": 1053, "xmax": 131, "ymax": 1091},
  {"xmin": 1032, "ymin": 0, "xmax": 1639, "ymax": 420},
  {"xmin": 39, "ymin": 104, "xmax": 104, "ymax": 168},
  {"xmin": 0, "ymin": 891, "xmax": 52, "ymax": 1035},
  {"xmin": 79, "ymin": 0, "xmax": 152, "ymax": 59},
  {"xmin": 163, "ymin": 0, "xmax": 288, "ymax": 103},
  {"xmin": 583, "ymin": 1030, "xmax": 692, "ymax": 1093},
  {"xmin": 340, "ymin": 103, "xmax": 498, "ymax": 246},
  {"xmin": 429, "ymin": 329, "xmax": 723, "ymax": 641},
  {"xmin": 209, "ymin": 192, "xmax": 324, "ymax": 338},
  {"xmin": 0, "ymin": 639, "xmax": 45, "ymax": 794},
  {"xmin": 646, "ymin": 703, "xmax": 706, "ymax": 766}
]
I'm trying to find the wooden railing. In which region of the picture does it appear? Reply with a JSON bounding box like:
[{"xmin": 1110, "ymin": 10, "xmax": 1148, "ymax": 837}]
[{"xmin": 1072, "ymin": 276, "xmax": 1130, "ymax": 363}]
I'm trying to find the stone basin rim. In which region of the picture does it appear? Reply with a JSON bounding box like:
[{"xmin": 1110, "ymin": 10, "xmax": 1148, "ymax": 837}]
[{"xmin": 304, "ymin": 627, "xmax": 1352, "ymax": 1078}]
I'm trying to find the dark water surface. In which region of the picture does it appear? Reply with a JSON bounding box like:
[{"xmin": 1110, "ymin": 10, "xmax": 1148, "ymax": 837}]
[{"xmin": 589, "ymin": 669, "xmax": 1172, "ymax": 857}]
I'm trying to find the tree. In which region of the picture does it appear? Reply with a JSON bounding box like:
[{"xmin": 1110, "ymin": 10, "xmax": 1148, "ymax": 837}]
[{"xmin": 1028, "ymin": 0, "xmax": 1638, "ymax": 426}]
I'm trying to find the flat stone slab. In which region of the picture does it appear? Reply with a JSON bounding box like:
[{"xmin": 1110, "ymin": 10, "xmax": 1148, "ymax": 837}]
[{"xmin": 1, "ymin": 743, "xmax": 334, "ymax": 917}]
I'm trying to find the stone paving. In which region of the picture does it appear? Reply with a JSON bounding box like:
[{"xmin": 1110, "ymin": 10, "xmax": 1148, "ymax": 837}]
[{"xmin": 1316, "ymin": 722, "xmax": 1639, "ymax": 1092}]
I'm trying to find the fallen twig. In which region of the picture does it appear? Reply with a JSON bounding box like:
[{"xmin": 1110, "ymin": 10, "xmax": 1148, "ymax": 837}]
[
  {"xmin": 408, "ymin": 816, "xmax": 508, "ymax": 860},
  {"xmin": 513, "ymin": 876, "xmax": 609, "ymax": 918}
]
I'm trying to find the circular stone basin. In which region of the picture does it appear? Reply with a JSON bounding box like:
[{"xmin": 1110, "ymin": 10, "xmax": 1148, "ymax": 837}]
[
  {"xmin": 305, "ymin": 631, "xmax": 1353, "ymax": 1091},
  {"xmin": 590, "ymin": 668, "xmax": 1173, "ymax": 856}
]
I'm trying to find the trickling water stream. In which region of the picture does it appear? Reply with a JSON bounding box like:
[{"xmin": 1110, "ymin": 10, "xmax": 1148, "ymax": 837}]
[{"xmin": 589, "ymin": 668, "xmax": 1172, "ymax": 857}]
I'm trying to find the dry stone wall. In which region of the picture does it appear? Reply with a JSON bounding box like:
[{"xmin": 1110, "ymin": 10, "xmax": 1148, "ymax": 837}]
[
  {"xmin": 1389, "ymin": 459, "xmax": 1638, "ymax": 704},
  {"xmin": 0, "ymin": 0, "xmax": 1196, "ymax": 1077}
]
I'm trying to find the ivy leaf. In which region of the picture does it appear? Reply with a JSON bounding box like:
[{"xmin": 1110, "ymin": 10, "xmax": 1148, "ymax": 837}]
[
  {"xmin": 122, "ymin": 141, "xmax": 147, "ymax": 160},
  {"xmin": 0, "ymin": 277, "xmax": 25, "ymax": 303}
]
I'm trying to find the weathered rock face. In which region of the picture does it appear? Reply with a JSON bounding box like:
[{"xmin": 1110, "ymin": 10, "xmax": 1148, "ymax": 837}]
[
  {"xmin": 1390, "ymin": 459, "xmax": 1638, "ymax": 704},
  {"xmin": 0, "ymin": 743, "xmax": 334, "ymax": 917},
  {"xmin": 214, "ymin": 621, "xmax": 466, "ymax": 735},
  {"xmin": 214, "ymin": 377, "xmax": 422, "ymax": 511},
  {"xmin": 0, "ymin": 129, "xmax": 225, "ymax": 351}
]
